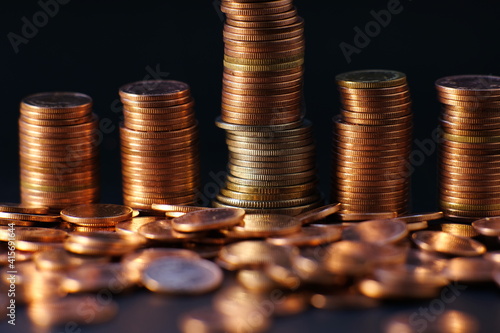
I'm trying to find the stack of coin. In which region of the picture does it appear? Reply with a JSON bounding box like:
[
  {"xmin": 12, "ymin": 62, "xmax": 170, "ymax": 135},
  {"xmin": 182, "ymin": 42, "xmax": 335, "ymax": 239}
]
[
  {"xmin": 213, "ymin": 119, "xmax": 322, "ymax": 216},
  {"xmin": 119, "ymin": 80, "xmax": 199, "ymax": 209},
  {"xmin": 214, "ymin": 1, "xmax": 322, "ymax": 215},
  {"xmin": 332, "ymin": 70, "xmax": 412, "ymax": 215},
  {"xmin": 19, "ymin": 92, "xmax": 99, "ymax": 210},
  {"xmin": 436, "ymin": 75, "xmax": 500, "ymax": 221},
  {"xmin": 221, "ymin": 0, "xmax": 304, "ymax": 125}
]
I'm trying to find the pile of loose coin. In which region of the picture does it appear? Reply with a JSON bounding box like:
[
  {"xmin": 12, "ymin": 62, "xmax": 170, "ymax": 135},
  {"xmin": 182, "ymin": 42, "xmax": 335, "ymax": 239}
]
[
  {"xmin": 19, "ymin": 92, "xmax": 100, "ymax": 210},
  {"xmin": 436, "ymin": 75, "xmax": 500, "ymax": 221},
  {"xmin": 332, "ymin": 70, "xmax": 412, "ymax": 215},
  {"xmin": 2, "ymin": 202, "xmax": 500, "ymax": 332},
  {"xmin": 214, "ymin": 0, "xmax": 322, "ymax": 215},
  {"xmin": 119, "ymin": 80, "xmax": 200, "ymax": 209}
]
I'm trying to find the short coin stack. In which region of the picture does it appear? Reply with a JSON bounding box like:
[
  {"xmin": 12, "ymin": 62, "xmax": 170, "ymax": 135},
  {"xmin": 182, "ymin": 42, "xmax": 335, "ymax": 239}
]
[
  {"xmin": 19, "ymin": 92, "xmax": 99, "ymax": 210},
  {"xmin": 436, "ymin": 75, "xmax": 500, "ymax": 221},
  {"xmin": 214, "ymin": 120, "xmax": 322, "ymax": 215},
  {"xmin": 332, "ymin": 70, "xmax": 413, "ymax": 215},
  {"xmin": 119, "ymin": 80, "xmax": 199, "ymax": 209},
  {"xmin": 214, "ymin": 0, "xmax": 322, "ymax": 215}
]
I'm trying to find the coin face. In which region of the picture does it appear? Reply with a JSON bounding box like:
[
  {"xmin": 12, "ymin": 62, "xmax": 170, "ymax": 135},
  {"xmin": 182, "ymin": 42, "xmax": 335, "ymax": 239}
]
[
  {"xmin": 119, "ymin": 80, "xmax": 190, "ymax": 100},
  {"xmin": 61, "ymin": 204, "xmax": 133, "ymax": 225},
  {"xmin": 0, "ymin": 226, "xmax": 67, "ymax": 242},
  {"xmin": 225, "ymin": 213, "xmax": 301, "ymax": 238},
  {"xmin": 472, "ymin": 217, "xmax": 500, "ymax": 236},
  {"xmin": 336, "ymin": 70, "xmax": 406, "ymax": 88},
  {"xmin": 0, "ymin": 203, "xmax": 49, "ymax": 215},
  {"xmin": 436, "ymin": 75, "xmax": 500, "ymax": 93},
  {"xmin": 172, "ymin": 208, "xmax": 245, "ymax": 232},
  {"xmin": 412, "ymin": 231, "xmax": 486, "ymax": 256},
  {"xmin": 342, "ymin": 219, "xmax": 408, "ymax": 245},
  {"xmin": 22, "ymin": 92, "xmax": 93, "ymax": 110},
  {"xmin": 142, "ymin": 257, "xmax": 223, "ymax": 295}
]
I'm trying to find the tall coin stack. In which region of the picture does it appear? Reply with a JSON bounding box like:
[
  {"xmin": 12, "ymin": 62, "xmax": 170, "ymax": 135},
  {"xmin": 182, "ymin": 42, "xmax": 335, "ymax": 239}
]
[
  {"xmin": 213, "ymin": 0, "xmax": 322, "ymax": 215},
  {"xmin": 119, "ymin": 80, "xmax": 200, "ymax": 209},
  {"xmin": 19, "ymin": 92, "xmax": 99, "ymax": 210},
  {"xmin": 436, "ymin": 75, "xmax": 500, "ymax": 221},
  {"xmin": 332, "ymin": 70, "xmax": 412, "ymax": 215}
]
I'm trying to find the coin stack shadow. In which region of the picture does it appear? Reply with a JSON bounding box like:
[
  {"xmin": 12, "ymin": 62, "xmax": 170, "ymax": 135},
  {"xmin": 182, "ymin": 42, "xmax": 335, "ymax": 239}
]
[
  {"xmin": 332, "ymin": 70, "xmax": 413, "ymax": 215},
  {"xmin": 212, "ymin": 0, "xmax": 322, "ymax": 215},
  {"xmin": 436, "ymin": 75, "xmax": 500, "ymax": 220},
  {"xmin": 119, "ymin": 80, "xmax": 200, "ymax": 209},
  {"xmin": 19, "ymin": 92, "xmax": 99, "ymax": 210}
]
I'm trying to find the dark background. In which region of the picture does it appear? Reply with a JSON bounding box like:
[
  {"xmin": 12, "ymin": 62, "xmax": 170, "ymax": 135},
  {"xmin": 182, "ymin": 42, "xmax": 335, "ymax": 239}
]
[{"xmin": 1, "ymin": 1, "xmax": 500, "ymax": 332}]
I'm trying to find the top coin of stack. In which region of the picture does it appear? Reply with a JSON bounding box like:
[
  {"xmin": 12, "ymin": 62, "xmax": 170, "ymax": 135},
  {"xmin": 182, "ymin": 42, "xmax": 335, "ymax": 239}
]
[
  {"xmin": 19, "ymin": 92, "xmax": 100, "ymax": 210},
  {"xmin": 436, "ymin": 75, "xmax": 500, "ymax": 221},
  {"xmin": 221, "ymin": 0, "xmax": 304, "ymax": 125},
  {"xmin": 119, "ymin": 80, "xmax": 200, "ymax": 209},
  {"xmin": 332, "ymin": 70, "xmax": 413, "ymax": 215}
]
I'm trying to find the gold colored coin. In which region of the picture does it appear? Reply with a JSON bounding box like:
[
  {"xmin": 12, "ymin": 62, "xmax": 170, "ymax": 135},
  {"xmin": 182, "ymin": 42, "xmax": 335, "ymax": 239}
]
[
  {"xmin": 333, "ymin": 212, "xmax": 398, "ymax": 221},
  {"xmin": 295, "ymin": 203, "xmax": 341, "ymax": 225},
  {"xmin": 224, "ymin": 213, "xmax": 301, "ymax": 238},
  {"xmin": 138, "ymin": 219, "xmax": 195, "ymax": 243},
  {"xmin": 336, "ymin": 70, "xmax": 406, "ymax": 89},
  {"xmin": 396, "ymin": 212, "xmax": 444, "ymax": 223},
  {"xmin": 61, "ymin": 203, "xmax": 133, "ymax": 226},
  {"xmin": 342, "ymin": 219, "xmax": 408, "ymax": 245},
  {"xmin": 412, "ymin": 231, "xmax": 486, "ymax": 256},
  {"xmin": 115, "ymin": 216, "xmax": 160, "ymax": 235},
  {"xmin": 0, "ymin": 212, "xmax": 60, "ymax": 223},
  {"xmin": 150, "ymin": 204, "xmax": 208, "ymax": 213},
  {"xmin": 0, "ymin": 203, "xmax": 49, "ymax": 215},
  {"xmin": 441, "ymin": 223, "xmax": 480, "ymax": 238},
  {"xmin": 0, "ymin": 226, "xmax": 66, "ymax": 242},
  {"xmin": 444, "ymin": 257, "xmax": 494, "ymax": 283},
  {"xmin": 472, "ymin": 217, "xmax": 500, "ymax": 236},
  {"xmin": 172, "ymin": 208, "xmax": 245, "ymax": 232},
  {"xmin": 218, "ymin": 240, "xmax": 291, "ymax": 270}
]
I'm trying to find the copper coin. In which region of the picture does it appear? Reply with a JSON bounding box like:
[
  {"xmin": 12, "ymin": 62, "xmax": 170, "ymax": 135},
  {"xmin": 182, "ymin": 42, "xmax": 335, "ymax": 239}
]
[
  {"xmin": 119, "ymin": 80, "xmax": 190, "ymax": 101},
  {"xmin": 172, "ymin": 208, "xmax": 245, "ymax": 232},
  {"xmin": 21, "ymin": 92, "xmax": 92, "ymax": 113}
]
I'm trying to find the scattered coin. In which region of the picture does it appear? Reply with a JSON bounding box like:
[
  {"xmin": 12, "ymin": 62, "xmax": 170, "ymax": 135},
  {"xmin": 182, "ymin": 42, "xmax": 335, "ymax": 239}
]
[
  {"xmin": 142, "ymin": 257, "xmax": 223, "ymax": 295},
  {"xmin": 223, "ymin": 213, "xmax": 301, "ymax": 238},
  {"xmin": 444, "ymin": 257, "xmax": 494, "ymax": 283},
  {"xmin": 412, "ymin": 231, "xmax": 486, "ymax": 256},
  {"xmin": 0, "ymin": 203, "xmax": 49, "ymax": 215},
  {"xmin": 172, "ymin": 208, "xmax": 245, "ymax": 232},
  {"xmin": 61, "ymin": 203, "xmax": 133, "ymax": 226},
  {"xmin": 472, "ymin": 217, "xmax": 500, "ymax": 236},
  {"xmin": 342, "ymin": 219, "xmax": 408, "ymax": 245}
]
